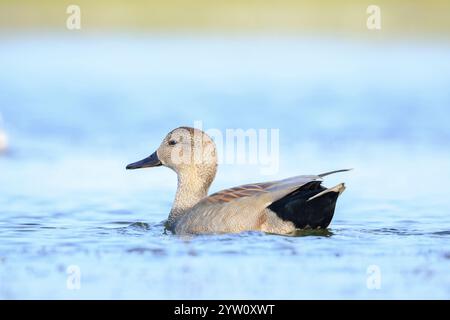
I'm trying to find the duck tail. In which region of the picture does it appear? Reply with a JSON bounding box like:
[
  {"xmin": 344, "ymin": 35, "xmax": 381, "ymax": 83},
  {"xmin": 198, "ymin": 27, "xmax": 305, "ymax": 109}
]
[
  {"xmin": 268, "ymin": 181, "xmax": 345, "ymax": 229},
  {"xmin": 318, "ymin": 168, "xmax": 353, "ymax": 178},
  {"xmin": 307, "ymin": 183, "xmax": 346, "ymax": 202}
]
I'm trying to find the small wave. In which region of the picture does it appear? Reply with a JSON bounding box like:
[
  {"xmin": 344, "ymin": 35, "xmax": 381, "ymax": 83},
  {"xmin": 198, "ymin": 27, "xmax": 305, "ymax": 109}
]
[
  {"xmin": 431, "ymin": 230, "xmax": 450, "ymax": 236},
  {"xmin": 126, "ymin": 247, "xmax": 166, "ymax": 255}
]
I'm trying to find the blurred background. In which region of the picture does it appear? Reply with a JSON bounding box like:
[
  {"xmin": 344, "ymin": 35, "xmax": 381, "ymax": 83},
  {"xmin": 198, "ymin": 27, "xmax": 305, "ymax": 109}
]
[
  {"xmin": 1, "ymin": 0, "xmax": 450, "ymax": 35},
  {"xmin": 0, "ymin": 0, "xmax": 449, "ymax": 299}
]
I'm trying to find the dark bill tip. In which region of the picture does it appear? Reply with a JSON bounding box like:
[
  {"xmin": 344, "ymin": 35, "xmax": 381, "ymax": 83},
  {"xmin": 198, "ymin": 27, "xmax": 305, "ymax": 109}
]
[{"xmin": 126, "ymin": 151, "xmax": 162, "ymax": 170}]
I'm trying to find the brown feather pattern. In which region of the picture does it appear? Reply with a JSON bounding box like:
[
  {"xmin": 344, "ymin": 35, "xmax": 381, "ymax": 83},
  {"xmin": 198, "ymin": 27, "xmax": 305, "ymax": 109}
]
[{"xmin": 206, "ymin": 182, "xmax": 275, "ymax": 203}]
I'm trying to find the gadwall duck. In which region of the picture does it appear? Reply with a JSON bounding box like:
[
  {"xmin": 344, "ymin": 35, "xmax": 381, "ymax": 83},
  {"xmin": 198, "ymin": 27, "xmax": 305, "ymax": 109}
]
[{"xmin": 126, "ymin": 127, "xmax": 349, "ymax": 235}]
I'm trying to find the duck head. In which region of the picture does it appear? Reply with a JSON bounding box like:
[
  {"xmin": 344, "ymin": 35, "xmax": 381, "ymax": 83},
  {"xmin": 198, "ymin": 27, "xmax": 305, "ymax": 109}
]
[{"xmin": 126, "ymin": 126, "xmax": 218, "ymax": 189}]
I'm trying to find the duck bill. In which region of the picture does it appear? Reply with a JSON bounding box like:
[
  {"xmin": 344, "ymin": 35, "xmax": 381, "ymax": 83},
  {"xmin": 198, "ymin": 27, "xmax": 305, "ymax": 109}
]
[{"xmin": 126, "ymin": 151, "xmax": 162, "ymax": 170}]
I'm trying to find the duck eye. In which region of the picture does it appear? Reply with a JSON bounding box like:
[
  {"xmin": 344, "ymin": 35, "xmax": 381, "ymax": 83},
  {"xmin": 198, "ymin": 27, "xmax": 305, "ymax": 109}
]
[{"xmin": 168, "ymin": 140, "xmax": 177, "ymax": 146}]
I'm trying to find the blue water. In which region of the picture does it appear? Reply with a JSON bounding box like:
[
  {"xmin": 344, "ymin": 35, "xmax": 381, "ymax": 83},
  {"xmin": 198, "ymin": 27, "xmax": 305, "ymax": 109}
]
[{"xmin": 0, "ymin": 34, "xmax": 449, "ymax": 299}]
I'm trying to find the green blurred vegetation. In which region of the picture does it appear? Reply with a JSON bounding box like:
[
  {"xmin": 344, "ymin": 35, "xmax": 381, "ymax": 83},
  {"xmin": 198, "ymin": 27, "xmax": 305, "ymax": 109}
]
[{"xmin": 0, "ymin": 0, "xmax": 449, "ymax": 36}]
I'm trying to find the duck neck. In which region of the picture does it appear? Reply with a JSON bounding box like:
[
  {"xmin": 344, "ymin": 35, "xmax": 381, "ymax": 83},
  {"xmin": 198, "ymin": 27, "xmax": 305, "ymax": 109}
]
[{"xmin": 166, "ymin": 170, "xmax": 211, "ymax": 229}]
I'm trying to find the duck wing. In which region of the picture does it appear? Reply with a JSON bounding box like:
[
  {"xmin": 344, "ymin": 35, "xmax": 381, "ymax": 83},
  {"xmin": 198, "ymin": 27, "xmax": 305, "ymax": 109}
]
[
  {"xmin": 205, "ymin": 174, "xmax": 322, "ymax": 205},
  {"xmin": 204, "ymin": 169, "xmax": 352, "ymax": 205}
]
